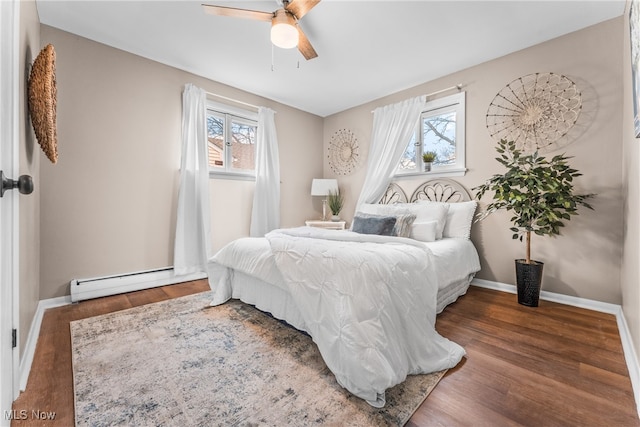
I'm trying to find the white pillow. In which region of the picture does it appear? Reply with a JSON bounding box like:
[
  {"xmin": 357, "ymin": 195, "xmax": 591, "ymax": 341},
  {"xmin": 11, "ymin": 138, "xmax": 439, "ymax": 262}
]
[
  {"xmin": 356, "ymin": 203, "xmax": 405, "ymax": 217},
  {"xmin": 412, "ymin": 220, "xmax": 438, "ymax": 242},
  {"xmin": 356, "ymin": 202, "xmax": 449, "ymax": 240},
  {"xmin": 445, "ymin": 201, "xmax": 477, "ymax": 239},
  {"xmin": 418, "ymin": 200, "xmax": 477, "ymax": 239}
]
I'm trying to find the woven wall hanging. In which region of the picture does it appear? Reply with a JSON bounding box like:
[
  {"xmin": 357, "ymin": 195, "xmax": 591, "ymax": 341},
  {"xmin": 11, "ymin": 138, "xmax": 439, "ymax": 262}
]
[
  {"xmin": 328, "ymin": 128, "xmax": 360, "ymax": 175},
  {"xmin": 28, "ymin": 44, "xmax": 58, "ymax": 163},
  {"xmin": 486, "ymin": 72, "xmax": 582, "ymax": 153}
]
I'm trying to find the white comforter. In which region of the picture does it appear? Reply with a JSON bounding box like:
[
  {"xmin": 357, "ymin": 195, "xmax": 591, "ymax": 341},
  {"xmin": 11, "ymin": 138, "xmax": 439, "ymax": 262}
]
[{"xmin": 210, "ymin": 227, "xmax": 465, "ymax": 407}]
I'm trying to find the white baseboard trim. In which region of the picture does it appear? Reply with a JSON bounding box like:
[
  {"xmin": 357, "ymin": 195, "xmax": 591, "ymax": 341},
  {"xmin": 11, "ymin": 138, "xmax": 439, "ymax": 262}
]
[
  {"xmin": 19, "ymin": 268, "xmax": 207, "ymax": 393},
  {"xmin": 616, "ymin": 308, "xmax": 640, "ymax": 418},
  {"xmin": 471, "ymin": 278, "xmax": 622, "ymax": 314},
  {"xmin": 19, "ymin": 295, "xmax": 71, "ymax": 391},
  {"xmin": 472, "ymin": 278, "xmax": 640, "ymax": 418}
]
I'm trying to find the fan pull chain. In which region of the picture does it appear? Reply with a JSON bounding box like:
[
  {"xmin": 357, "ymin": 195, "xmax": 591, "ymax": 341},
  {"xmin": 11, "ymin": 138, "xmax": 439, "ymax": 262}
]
[{"xmin": 270, "ymin": 45, "xmax": 301, "ymax": 71}]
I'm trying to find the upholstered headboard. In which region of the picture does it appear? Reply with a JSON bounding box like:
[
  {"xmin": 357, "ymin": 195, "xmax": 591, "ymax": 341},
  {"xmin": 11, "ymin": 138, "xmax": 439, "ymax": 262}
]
[{"xmin": 380, "ymin": 178, "xmax": 471, "ymax": 204}]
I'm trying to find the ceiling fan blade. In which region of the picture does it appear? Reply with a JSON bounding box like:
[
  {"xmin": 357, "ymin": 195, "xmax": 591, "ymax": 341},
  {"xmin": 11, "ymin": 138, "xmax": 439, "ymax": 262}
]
[
  {"xmin": 297, "ymin": 26, "xmax": 317, "ymax": 60},
  {"xmin": 201, "ymin": 4, "xmax": 273, "ymax": 22},
  {"xmin": 285, "ymin": 0, "xmax": 320, "ymax": 20}
]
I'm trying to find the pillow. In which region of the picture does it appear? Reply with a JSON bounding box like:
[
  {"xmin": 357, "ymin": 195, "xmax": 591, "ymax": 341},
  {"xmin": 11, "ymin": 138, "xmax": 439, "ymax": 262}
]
[
  {"xmin": 356, "ymin": 203, "xmax": 404, "ymax": 217},
  {"xmin": 352, "ymin": 214, "xmax": 397, "ymax": 236},
  {"xmin": 355, "ymin": 202, "xmax": 449, "ymax": 240},
  {"xmin": 392, "ymin": 203, "xmax": 449, "ymax": 240},
  {"xmin": 392, "ymin": 213, "xmax": 417, "ymax": 238},
  {"xmin": 445, "ymin": 201, "xmax": 477, "ymax": 239},
  {"xmin": 354, "ymin": 212, "xmax": 416, "ymax": 238},
  {"xmin": 417, "ymin": 200, "xmax": 477, "ymax": 239},
  {"xmin": 412, "ymin": 220, "xmax": 438, "ymax": 242}
]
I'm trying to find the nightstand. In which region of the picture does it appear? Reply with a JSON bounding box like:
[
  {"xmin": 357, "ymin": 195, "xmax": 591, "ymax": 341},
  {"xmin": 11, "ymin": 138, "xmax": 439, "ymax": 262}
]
[{"xmin": 305, "ymin": 220, "xmax": 347, "ymax": 230}]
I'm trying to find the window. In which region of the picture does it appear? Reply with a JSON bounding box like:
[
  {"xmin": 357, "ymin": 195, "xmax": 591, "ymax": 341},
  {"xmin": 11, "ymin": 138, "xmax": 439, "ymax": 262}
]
[
  {"xmin": 396, "ymin": 92, "xmax": 466, "ymax": 177},
  {"xmin": 206, "ymin": 101, "xmax": 258, "ymax": 179}
]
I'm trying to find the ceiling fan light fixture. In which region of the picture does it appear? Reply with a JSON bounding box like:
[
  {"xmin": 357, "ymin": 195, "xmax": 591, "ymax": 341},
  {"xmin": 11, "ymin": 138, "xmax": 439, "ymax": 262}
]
[{"xmin": 271, "ymin": 10, "xmax": 298, "ymax": 49}]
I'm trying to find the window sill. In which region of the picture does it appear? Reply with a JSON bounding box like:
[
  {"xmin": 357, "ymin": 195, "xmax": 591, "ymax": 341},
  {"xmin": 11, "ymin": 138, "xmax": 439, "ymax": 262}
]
[
  {"xmin": 394, "ymin": 167, "xmax": 467, "ymax": 179},
  {"xmin": 209, "ymin": 171, "xmax": 256, "ymax": 181}
]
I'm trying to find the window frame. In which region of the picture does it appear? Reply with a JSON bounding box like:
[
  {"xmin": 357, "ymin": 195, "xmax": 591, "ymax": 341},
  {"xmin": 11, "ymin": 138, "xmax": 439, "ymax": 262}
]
[
  {"xmin": 206, "ymin": 100, "xmax": 258, "ymax": 181},
  {"xmin": 395, "ymin": 91, "xmax": 466, "ymax": 178}
]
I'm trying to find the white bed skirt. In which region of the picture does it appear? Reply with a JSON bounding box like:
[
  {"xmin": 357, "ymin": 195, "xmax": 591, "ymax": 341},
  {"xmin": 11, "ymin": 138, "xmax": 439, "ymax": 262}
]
[
  {"xmin": 207, "ymin": 235, "xmax": 480, "ymax": 332},
  {"xmin": 218, "ymin": 269, "xmax": 474, "ymax": 333}
]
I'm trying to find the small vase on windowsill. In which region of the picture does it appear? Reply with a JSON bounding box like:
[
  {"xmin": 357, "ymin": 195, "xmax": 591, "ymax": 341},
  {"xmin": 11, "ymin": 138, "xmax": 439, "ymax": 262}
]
[{"xmin": 422, "ymin": 151, "xmax": 437, "ymax": 173}]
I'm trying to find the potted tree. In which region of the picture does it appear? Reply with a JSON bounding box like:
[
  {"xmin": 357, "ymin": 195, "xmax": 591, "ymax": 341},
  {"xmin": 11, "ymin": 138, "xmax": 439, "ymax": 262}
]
[
  {"xmin": 422, "ymin": 151, "xmax": 437, "ymax": 172},
  {"xmin": 474, "ymin": 139, "xmax": 594, "ymax": 307},
  {"xmin": 327, "ymin": 189, "xmax": 344, "ymax": 221}
]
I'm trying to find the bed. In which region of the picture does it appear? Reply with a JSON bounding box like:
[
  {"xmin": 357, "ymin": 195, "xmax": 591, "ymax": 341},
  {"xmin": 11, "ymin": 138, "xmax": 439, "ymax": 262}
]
[{"xmin": 206, "ymin": 179, "xmax": 481, "ymax": 407}]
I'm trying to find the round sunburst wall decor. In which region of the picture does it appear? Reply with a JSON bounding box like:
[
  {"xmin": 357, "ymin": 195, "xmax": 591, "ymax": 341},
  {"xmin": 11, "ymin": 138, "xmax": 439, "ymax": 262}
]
[
  {"xmin": 328, "ymin": 128, "xmax": 360, "ymax": 175},
  {"xmin": 486, "ymin": 72, "xmax": 582, "ymax": 153}
]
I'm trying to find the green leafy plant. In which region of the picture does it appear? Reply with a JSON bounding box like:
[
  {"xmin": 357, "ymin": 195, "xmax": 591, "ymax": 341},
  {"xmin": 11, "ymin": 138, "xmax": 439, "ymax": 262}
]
[
  {"xmin": 327, "ymin": 189, "xmax": 344, "ymax": 216},
  {"xmin": 422, "ymin": 151, "xmax": 437, "ymax": 163},
  {"xmin": 474, "ymin": 139, "xmax": 594, "ymax": 264}
]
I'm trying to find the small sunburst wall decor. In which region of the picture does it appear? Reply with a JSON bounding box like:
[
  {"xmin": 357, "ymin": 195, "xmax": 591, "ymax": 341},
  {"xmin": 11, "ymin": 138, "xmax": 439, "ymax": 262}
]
[
  {"xmin": 486, "ymin": 72, "xmax": 582, "ymax": 153},
  {"xmin": 328, "ymin": 128, "xmax": 360, "ymax": 175}
]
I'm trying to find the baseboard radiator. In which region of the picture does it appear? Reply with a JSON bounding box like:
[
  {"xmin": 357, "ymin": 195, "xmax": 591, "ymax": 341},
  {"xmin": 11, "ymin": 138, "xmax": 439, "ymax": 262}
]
[{"xmin": 70, "ymin": 267, "xmax": 208, "ymax": 302}]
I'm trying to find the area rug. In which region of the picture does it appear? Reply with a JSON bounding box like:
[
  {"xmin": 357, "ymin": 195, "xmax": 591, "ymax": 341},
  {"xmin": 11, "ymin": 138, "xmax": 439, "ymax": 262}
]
[{"xmin": 71, "ymin": 291, "xmax": 446, "ymax": 426}]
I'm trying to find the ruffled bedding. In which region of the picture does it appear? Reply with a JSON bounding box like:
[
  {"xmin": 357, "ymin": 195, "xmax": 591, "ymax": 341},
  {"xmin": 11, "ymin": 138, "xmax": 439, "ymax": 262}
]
[{"xmin": 209, "ymin": 227, "xmax": 467, "ymax": 407}]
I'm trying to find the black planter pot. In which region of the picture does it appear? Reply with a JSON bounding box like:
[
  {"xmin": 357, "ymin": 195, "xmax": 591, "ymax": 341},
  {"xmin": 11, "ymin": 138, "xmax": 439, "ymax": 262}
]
[{"xmin": 515, "ymin": 259, "xmax": 544, "ymax": 307}]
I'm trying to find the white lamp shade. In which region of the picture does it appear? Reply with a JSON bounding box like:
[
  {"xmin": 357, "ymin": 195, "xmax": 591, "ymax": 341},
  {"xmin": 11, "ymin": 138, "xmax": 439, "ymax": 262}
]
[
  {"xmin": 271, "ymin": 10, "xmax": 298, "ymax": 49},
  {"xmin": 311, "ymin": 179, "xmax": 338, "ymax": 196}
]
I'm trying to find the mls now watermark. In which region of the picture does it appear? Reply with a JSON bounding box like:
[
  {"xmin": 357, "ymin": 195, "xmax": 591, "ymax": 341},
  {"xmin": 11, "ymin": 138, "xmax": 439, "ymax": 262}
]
[{"xmin": 4, "ymin": 410, "xmax": 56, "ymax": 420}]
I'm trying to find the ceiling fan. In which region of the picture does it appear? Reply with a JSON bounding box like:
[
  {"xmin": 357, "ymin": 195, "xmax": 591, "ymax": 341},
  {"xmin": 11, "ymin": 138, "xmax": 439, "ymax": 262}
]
[{"xmin": 202, "ymin": 0, "xmax": 320, "ymax": 60}]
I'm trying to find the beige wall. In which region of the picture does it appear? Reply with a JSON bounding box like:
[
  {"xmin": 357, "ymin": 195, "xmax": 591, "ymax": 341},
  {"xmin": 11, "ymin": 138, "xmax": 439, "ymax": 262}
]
[
  {"xmin": 38, "ymin": 17, "xmax": 632, "ymax": 308},
  {"xmin": 325, "ymin": 18, "xmax": 624, "ymax": 304},
  {"xmin": 18, "ymin": 0, "xmax": 40, "ymax": 355},
  {"xmin": 622, "ymin": 0, "xmax": 640, "ymax": 367},
  {"xmin": 39, "ymin": 26, "xmax": 323, "ymax": 299}
]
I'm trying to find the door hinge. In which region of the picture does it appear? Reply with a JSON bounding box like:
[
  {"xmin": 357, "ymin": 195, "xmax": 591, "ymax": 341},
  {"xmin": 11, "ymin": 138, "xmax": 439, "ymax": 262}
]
[{"xmin": 12, "ymin": 329, "xmax": 16, "ymax": 348}]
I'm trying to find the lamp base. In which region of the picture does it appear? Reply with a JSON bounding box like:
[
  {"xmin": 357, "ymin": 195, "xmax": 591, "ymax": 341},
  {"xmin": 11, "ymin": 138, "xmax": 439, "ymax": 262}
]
[{"xmin": 322, "ymin": 199, "xmax": 328, "ymax": 221}]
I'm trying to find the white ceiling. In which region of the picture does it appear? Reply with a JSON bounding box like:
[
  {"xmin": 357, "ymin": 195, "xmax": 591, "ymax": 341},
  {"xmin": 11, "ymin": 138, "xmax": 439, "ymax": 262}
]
[{"xmin": 35, "ymin": 0, "xmax": 625, "ymax": 117}]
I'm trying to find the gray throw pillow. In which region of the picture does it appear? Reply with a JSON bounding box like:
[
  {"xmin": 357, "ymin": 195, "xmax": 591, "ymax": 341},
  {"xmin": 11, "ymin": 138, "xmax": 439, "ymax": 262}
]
[{"xmin": 352, "ymin": 215, "xmax": 397, "ymax": 236}]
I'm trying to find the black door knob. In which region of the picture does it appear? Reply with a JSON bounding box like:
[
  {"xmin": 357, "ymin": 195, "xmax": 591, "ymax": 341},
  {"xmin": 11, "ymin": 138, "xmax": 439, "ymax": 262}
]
[{"xmin": 0, "ymin": 170, "xmax": 34, "ymax": 197}]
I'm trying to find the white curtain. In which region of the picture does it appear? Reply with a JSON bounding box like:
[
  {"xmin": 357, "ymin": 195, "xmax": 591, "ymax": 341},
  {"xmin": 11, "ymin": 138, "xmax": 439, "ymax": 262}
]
[
  {"xmin": 174, "ymin": 84, "xmax": 212, "ymax": 275},
  {"xmin": 250, "ymin": 107, "xmax": 281, "ymax": 236},
  {"xmin": 355, "ymin": 95, "xmax": 426, "ymax": 209}
]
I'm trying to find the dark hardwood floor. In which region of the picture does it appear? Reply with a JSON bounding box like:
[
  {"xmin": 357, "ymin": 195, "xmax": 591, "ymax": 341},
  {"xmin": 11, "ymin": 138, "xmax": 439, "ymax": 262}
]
[{"xmin": 11, "ymin": 282, "xmax": 639, "ymax": 426}]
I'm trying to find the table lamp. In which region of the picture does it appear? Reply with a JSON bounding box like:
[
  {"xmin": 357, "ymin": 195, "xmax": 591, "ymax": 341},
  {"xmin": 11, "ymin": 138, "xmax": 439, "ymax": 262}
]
[{"xmin": 311, "ymin": 179, "xmax": 338, "ymax": 221}]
